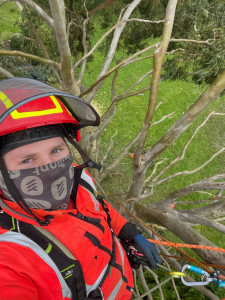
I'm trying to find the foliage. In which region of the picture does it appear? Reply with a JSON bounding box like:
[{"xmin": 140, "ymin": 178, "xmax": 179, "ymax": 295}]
[
  {"xmin": 88, "ymin": 0, "xmax": 225, "ymax": 84},
  {"xmin": 163, "ymin": 0, "xmax": 225, "ymax": 84}
]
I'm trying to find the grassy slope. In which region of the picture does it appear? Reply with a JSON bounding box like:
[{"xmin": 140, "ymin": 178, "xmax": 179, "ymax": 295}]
[{"xmin": 0, "ymin": 2, "xmax": 21, "ymax": 43}]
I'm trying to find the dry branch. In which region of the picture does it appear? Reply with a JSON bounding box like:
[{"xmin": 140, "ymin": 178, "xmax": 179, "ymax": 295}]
[
  {"xmin": 0, "ymin": 66, "xmax": 14, "ymax": 78},
  {"xmin": 0, "ymin": 50, "xmax": 60, "ymax": 69}
]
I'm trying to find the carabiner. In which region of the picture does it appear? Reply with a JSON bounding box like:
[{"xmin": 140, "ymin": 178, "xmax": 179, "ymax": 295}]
[{"xmin": 180, "ymin": 265, "xmax": 211, "ymax": 286}]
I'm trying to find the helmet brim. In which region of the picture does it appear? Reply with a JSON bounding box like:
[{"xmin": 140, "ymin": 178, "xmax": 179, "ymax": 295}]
[{"xmin": 0, "ymin": 77, "xmax": 100, "ymax": 129}]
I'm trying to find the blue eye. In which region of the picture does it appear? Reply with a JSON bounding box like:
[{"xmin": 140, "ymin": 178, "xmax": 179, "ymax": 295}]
[
  {"xmin": 22, "ymin": 158, "xmax": 31, "ymax": 164},
  {"xmin": 52, "ymin": 149, "xmax": 61, "ymax": 154}
]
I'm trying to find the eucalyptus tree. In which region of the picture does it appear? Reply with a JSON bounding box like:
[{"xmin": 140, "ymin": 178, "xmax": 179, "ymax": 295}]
[{"xmin": 0, "ymin": 1, "xmax": 225, "ymax": 298}]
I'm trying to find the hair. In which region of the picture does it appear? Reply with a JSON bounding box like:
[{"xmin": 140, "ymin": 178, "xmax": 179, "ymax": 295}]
[{"xmin": 0, "ymin": 124, "xmax": 67, "ymax": 155}]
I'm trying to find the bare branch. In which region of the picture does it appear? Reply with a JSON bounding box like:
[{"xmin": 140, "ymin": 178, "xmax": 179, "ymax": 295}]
[
  {"xmin": 144, "ymin": 158, "xmax": 167, "ymax": 184},
  {"xmin": 78, "ymin": 1, "xmax": 89, "ymax": 85},
  {"xmin": 48, "ymin": 0, "xmax": 79, "ymax": 95},
  {"xmin": 134, "ymin": 203, "xmax": 225, "ymax": 267},
  {"xmin": 91, "ymin": 70, "xmax": 119, "ymax": 142},
  {"xmin": 99, "ymin": 132, "xmax": 141, "ymax": 181},
  {"xmin": 170, "ymin": 37, "xmax": 213, "ymax": 44},
  {"xmin": 79, "ymin": 44, "xmax": 159, "ymax": 98},
  {"xmin": 124, "ymin": 18, "xmax": 165, "ymax": 24},
  {"xmin": 133, "ymin": 0, "xmax": 178, "ymax": 165},
  {"xmin": 151, "ymin": 112, "xmax": 225, "ymax": 185},
  {"xmin": 138, "ymin": 266, "xmax": 153, "ymax": 300},
  {"xmin": 171, "ymin": 209, "xmax": 225, "ymax": 235},
  {"xmin": 179, "ymin": 199, "xmax": 225, "ymax": 218},
  {"xmin": 29, "ymin": 26, "xmax": 63, "ymax": 86},
  {"xmin": 114, "ymin": 86, "xmax": 150, "ymax": 102},
  {"xmin": 0, "ymin": 66, "xmax": 14, "ymax": 78},
  {"xmin": 118, "ymin": 70, "xmax": 153, "ymax": 97},
  {"xmin": 126, "ymin": 0, "xmax": 179, "ymax": 199},
  {"xmin": 100, "ymin": 130, "xmax": 117, "ymax": 167},
  {"xmin": 160, "ymin": 174, "xmax": 225, "ymax": 205},
  {"xmin": 144, "ymin": 266, "xmax": 164, "ymax": 300},
  {"xmin": 152, "ymin": 147, "xmax": 225, "ymax": 188},
  {"xmin": 0, "ymin": 50, "xmax": 60, "ymax": 69},
  {"xmin": 152, "ymin": 112, "xmax": 175, "ymax": 127},
  {"xmin": 141, "ymin": 69, "xmax": 225, "ymax": 173}
]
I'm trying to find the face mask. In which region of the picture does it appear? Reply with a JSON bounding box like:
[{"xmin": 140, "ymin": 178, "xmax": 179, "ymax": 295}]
[{"xmin": 0, "ymin": 153, "xmax": 74, "ymax": 210}]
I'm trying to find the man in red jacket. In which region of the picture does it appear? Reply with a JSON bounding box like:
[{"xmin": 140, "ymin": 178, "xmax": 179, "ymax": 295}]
[{"xmin": 0, "ymin": 78, "xmax": 161, "ymax": 300}]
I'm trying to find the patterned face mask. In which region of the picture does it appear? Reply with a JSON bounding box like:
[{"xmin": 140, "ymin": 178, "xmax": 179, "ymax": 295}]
[{"xmin": 0, "ymin": 153, "xmax": 74, "ymax": 210}]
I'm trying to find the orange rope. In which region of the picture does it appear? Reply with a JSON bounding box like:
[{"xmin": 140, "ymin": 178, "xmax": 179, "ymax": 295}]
[
  {"xmin": 113, "ymin": 200, "xmax": 225, "ymax": 275},
  {"xmin": 148, "ymin": 239, "xmax": 225, "ymax": 253}
]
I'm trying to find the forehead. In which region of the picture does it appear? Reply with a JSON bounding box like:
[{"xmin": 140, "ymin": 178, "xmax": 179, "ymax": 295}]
[{"xmin": 4, "ymin": 137, "xmax": 66, "ymax": 157}]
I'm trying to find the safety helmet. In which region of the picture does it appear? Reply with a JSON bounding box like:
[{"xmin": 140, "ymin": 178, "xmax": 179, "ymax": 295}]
[
  {"xmin": 0, "ymin": 77, "xmax": 101, "ymax": 225},
  {"xmin": 0, "ymin": 77, "xmax": 100, "ymax": 134}
]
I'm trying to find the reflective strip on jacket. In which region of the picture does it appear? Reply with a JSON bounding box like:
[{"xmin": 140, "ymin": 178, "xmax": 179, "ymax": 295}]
[{"xmin": 0, "ymin": 168, "xmax": 133, "ymax": 300}]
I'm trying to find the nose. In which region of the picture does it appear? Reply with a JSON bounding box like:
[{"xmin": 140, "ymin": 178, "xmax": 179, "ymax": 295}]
[{"xmin": 37, "ymin": 155, "xmax": 52, "ymax": 167}]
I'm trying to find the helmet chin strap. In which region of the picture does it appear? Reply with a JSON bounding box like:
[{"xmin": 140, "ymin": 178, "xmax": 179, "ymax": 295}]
[{"xmin": 65, "ymin": 134, "xmax": 102, "ymax": 171}]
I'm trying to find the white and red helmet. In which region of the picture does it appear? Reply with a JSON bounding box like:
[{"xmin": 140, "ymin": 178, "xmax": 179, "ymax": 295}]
[{"xmin": 0, "ymin": 77, "xmax": 100, "ymax": 138}]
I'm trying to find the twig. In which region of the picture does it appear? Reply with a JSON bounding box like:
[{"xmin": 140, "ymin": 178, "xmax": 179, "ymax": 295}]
[
  {"xmin": 138, "ymin": 266, "xmax": 153, "ymax": 300},
  {"xmin": 152, "ymin": 147, "xmax": 225, "ymax": 188},
  {"xmin": 78, "ymin": 0, "xmax": 89, "ymax": 85},
  {"xmin": 100, "ymin": 130, "xmax": 117, "ymax": 166},
  {"xmin": 0, "ymin": 50, "xmax": 60, "ymax": 69},
  {"xmin": 151, "ymin": 111, "xmax": 222, "ymax": 184}
]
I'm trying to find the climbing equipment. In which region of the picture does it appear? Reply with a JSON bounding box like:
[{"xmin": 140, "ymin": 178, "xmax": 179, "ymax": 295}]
[{"xmin": 180, "ymin": 265, "xmax": 225, "ymax": 287}]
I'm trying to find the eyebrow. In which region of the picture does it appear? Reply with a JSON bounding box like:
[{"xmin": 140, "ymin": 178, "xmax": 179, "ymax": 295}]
[{"xmin": 19, "ymin": 142, "xmax": 67, "ymax": 159}]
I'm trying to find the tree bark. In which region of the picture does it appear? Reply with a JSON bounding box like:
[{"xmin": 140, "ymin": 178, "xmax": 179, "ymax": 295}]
[{"xmin": 48, "ymin": 0, "xmax": 79, "ymax": 95}]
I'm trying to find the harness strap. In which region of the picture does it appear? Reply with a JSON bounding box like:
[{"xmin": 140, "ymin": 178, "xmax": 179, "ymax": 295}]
[
  {"xmin": 0, "ymin": 213, "xmax": 87, "ymax": 300},
  {"xmin": 78, "ymin": 177, "xmax": 129, "ymax": 286}
]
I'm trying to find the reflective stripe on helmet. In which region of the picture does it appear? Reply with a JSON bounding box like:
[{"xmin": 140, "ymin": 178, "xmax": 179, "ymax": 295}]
[
  {"xmin": 0, "ymin": 93, "xmax": 69, "ymax": 120},
  {"xmin": 10, "ymin": 96, "xmax": 63, "ymax": 119},
  {"xmin": 0, "ymin": 91, "xmax": 12, "ymax": 109}
]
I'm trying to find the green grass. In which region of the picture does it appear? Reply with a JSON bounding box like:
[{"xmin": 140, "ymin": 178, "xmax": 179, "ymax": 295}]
[{"xmin": 0, "ymin": 2, "xmax": 21, "ymax": 43}]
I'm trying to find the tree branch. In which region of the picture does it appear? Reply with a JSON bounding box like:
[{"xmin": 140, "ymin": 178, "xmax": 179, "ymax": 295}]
[
  {"xmin": 78, "ymin": 1, "xmax": 89, "ymax": 85},
  {"xmin": 133, "ymin": 0, "xmax": 178, "ymax": 166},
  {"xmin": 0, "ymin": 66, "xmax": 14, "ymax": 78},
  {"xmin": 151, "ymin": 147, "xmax": 225, "ymax": 188},
  {"xmin": 160, "ymin": 174, "xmax": 225, "ymax": 205},
  {"xmin": 48, "ymin": 0, "xmax": 79, "ymax": 95},
  {"xmin": 0, "ymin": 50, "xmax": 60, "ymax": 69},
  {"xmin": 134, "ymin": 203, "xmax": 225, "ymax": 268},
  {"xmin": 141, "ymin": 69, "xmax": 225, "ymax": 172},
  {"xmin": 100, "ymin": 130, "xmax": 141, "ymax": 181},
  {"xmin": 149, "ymin": 111, "xmax": 225, "ymax": 185}
]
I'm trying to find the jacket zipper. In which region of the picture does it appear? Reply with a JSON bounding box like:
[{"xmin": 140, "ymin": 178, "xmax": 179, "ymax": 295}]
[{"xmin": 68, "ymin": 211, "xmax": 105, "ymax": 232}]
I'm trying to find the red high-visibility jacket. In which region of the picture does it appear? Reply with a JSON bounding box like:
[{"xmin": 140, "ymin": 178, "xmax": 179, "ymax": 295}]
[{"xmin": 0, "ymin": 168, "xmax": 134, "ymax": 300}]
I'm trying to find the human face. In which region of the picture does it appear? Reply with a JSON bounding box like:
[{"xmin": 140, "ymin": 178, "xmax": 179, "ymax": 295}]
[{"xmin": 3, "ymin": 137, "xmax": 70, "ymax": 171}]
